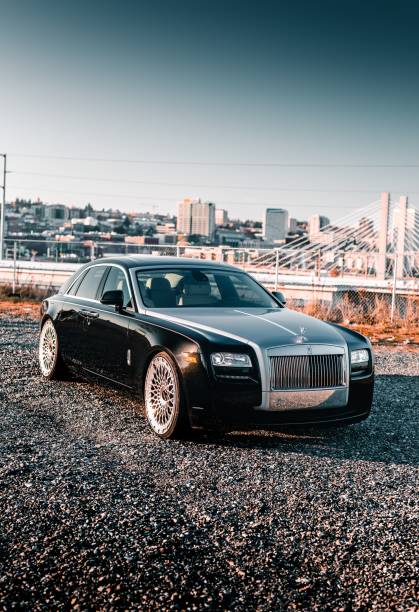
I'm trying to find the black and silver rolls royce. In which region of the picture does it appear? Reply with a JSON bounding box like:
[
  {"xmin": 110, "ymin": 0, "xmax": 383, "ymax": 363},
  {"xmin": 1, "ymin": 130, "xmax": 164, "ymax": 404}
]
[{"xmin": 39, "ymin": 256, "xmax": 374, "ymax": 438}]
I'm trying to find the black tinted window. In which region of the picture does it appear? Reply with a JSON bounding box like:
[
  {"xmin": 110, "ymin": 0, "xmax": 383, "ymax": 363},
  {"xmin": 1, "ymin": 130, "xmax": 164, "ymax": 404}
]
[
  {"xmin": 136, "ymin": 268, "xmax": 278, "ymax": 308},
  {"xmin": 75, "ymin": 266, "xmax": 106, "ymax": 300},
  {"xmin": 101, "ymin": 267, "xmax": 132, "ymax": 308},
  {"xmin": 67, "ymin": 271, "xmax": 85, "ymax": 296}
]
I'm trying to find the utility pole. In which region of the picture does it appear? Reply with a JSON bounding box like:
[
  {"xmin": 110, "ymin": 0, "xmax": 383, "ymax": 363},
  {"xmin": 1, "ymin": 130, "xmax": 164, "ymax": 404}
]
[{"xmin": 0, "ymin": 154, "xmax": 6, "ymax": 259}]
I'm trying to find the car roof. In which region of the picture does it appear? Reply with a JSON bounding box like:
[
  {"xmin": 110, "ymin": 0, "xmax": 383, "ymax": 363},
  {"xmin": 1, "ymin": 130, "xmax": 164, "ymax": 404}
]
[{"xmin": 88, "ymin": 255, "xmax": 239, "ymax": 271}]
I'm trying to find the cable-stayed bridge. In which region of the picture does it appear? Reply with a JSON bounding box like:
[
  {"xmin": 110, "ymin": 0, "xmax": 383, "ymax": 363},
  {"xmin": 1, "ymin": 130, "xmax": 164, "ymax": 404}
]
[{"xmin": 243, "ymin": 194, "xmax": 418, "ymax": 285}]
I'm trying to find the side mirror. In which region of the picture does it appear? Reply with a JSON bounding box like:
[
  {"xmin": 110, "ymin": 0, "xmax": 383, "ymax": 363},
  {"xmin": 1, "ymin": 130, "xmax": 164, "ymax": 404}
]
[
  {"xmin": 101, "ymin": 289, "xmax": 124, "ymax": 311},
  {"xmin": 272, "ymin": 290, "xmax": 286, "ymax": 306}
]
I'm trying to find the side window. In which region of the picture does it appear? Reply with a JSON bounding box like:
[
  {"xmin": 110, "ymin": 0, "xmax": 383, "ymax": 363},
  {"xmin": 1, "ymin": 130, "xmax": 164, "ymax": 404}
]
[
  {"xmin": 67, "ymin": 271, "xmax": 86, "ymax": 296},
  {"xmin": 74, "ymin": 266, "xmax": 106, "ymax": 300},
  {"xmin": 101, "ymin": 267, "xmax": 132, "ymax": 308}
]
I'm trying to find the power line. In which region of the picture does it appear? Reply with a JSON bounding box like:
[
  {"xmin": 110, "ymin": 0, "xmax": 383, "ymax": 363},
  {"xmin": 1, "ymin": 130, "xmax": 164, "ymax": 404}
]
[
  {"xmin": 8, "ymin": 153, "xmax": 419, "ymax": 168},
  {"xmin": 9, "ymin": 170, "xmax": 419, "ymax": 195},
  {"xmin": 8, "ymin": 184, "xmax": 379, "ymax": 210}
]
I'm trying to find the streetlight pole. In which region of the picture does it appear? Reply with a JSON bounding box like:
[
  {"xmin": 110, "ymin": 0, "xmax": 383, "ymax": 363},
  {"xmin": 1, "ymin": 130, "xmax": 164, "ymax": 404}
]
[{"xmin": 0, "ymin": 154, "xmax": 6, "ymax": 260}]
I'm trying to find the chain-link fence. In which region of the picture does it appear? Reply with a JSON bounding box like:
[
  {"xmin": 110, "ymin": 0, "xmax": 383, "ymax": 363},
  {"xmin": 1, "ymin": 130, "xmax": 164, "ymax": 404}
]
[{"xmin": 0, "ymin": 239, "xmax": 418, "ymax": 325}]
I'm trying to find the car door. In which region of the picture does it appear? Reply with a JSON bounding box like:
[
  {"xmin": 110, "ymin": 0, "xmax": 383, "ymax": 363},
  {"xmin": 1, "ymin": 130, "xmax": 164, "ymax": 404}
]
[
  {"xmin": 88, "ymin": 265, "xmax": 133, "ymax": 387},
  {"xmin": 57, "ymin": 264, "xmax": 108, "ymax": 368}
]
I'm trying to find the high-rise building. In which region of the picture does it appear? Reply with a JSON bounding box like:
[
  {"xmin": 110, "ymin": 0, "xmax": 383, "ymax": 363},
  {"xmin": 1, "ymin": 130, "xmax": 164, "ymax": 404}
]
[
  {"xmin": 177, "ymin": 198, "xmax": 193, "ymax": 235},
  {"xmin": 176, "ymin": 198, "xmax": 215, "ymax": 238},
  {"xmin": 309, "ymin": 214, "xmax": 330, "ymax": 238},
  {"xmin": 215, "ymin": 208, "xmax": 228, "ymax": 226},
  {"xmin": 263, "ymin": 208, "xmax": 289, "ymax": 242},
  {"xmin": 288, "ymin": 217, "xmax": 298, "ymax": 234},
  {"xmin": 45, "ymin": 204, "xmax": 69, "ymax": 227}
]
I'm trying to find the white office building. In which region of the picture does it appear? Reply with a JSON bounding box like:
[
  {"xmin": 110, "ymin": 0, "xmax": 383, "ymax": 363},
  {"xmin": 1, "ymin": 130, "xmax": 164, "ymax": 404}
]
[
  {"xmin": 263, "ymin": 208, "xmax": 289, "ymax": 242},
  {"xmin": 215, "ymin": 208, "xmax": 228, "ymax": 226},
  {"xmin": 177, "ymin": 198, "xmax": 215, "ymax": 238}
]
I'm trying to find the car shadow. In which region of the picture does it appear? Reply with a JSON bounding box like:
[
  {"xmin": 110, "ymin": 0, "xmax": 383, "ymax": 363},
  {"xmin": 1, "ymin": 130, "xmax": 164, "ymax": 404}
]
[{"xmin": 194, "ymin": 374, "xmax": 418, "ymax": 467}]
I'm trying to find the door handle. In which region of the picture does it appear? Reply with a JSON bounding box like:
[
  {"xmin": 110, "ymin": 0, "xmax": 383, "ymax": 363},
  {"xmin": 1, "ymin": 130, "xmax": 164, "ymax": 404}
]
[{"xmin": 80, "ymin": 309, "xmax": 99, "ymax": 319}]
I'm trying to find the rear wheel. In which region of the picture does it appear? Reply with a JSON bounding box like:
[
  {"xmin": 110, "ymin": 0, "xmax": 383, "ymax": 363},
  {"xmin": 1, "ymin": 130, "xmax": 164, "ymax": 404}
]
[
  {"xmin": 144, "ymin": 352, "xmax": 189, "ymax": 439},
  {"xmin": 39, "ymin": 319, "xmax": 66, "ymax": 379}
]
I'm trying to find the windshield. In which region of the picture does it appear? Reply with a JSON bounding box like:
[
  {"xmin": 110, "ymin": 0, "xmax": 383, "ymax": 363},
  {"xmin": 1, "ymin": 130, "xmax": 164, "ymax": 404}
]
[{"xmin": 136, "ymin": 267, "xmax": 278, "ymax": 309}]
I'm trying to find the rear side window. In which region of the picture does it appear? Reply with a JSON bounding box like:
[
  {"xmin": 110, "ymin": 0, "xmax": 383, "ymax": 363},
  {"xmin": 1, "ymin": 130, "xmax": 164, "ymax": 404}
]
[
  {"xmin": 101, "ymin": 266, "xmax": 132, "ymax": 308},
  {"xmin": 74, "ymin": 266, "xmax": 106, "ymax": 300}
]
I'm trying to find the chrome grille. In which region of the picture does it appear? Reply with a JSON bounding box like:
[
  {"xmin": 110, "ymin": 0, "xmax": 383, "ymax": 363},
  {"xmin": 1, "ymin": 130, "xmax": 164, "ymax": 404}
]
[{"xmin": 270, "ymin": 354, "xmax": 344, "ymax": 390}]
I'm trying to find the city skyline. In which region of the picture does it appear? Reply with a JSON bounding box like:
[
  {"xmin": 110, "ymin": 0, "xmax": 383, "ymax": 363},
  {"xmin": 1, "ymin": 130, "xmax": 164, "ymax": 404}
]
[
  {"xmin": 5, "ymin": 192, "xmax": 418, "ymax": 281},
  {"xmin": 5, "ymin": 190, "xmax": 417, "ymax": 227}
]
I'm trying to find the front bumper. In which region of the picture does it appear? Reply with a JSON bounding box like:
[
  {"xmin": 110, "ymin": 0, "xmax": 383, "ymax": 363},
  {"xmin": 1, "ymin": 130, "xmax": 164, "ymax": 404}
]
[
  {"xmin": 190, "ymin": 373, "xmax": 373, "ymax": 429},
  {"xmin": 187, "ymin": 344, "xmax": 373, "ymax": 430}
]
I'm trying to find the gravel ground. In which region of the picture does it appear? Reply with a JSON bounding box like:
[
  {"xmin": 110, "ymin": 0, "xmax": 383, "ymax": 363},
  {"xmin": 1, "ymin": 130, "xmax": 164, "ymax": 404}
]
[{"xmin": 0, "ymin": 317, "xmax": 418, "ymax": 610}]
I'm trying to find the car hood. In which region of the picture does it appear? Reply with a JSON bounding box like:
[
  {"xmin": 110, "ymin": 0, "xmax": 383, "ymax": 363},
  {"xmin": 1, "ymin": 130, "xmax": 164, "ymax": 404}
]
[{"xmin": 148, "ymin": 307, "xmax": 346, "ymax": 349}]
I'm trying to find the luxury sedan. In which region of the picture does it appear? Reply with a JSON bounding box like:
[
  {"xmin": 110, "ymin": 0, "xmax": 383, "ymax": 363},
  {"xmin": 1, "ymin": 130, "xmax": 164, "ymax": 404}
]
[{"xmin": 39, "ymin": 256, "xmax": 374, "ymax": 438}]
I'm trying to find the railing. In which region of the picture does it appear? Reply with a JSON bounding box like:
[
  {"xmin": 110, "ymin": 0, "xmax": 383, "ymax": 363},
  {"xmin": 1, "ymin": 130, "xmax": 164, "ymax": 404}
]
[
  {"xmin": 2, "ymin": 237, "xmax": 418, "ymax": 283},
  {"xmin": 0, "ymin": 238, "xmax": 418, "ymax": 323}
]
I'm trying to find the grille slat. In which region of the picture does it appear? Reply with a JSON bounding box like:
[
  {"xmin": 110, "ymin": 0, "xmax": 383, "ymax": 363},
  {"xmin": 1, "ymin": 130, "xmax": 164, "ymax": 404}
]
[{"xmin": 270, "ymin": 354, "xmax": 344, "ymax": 390}]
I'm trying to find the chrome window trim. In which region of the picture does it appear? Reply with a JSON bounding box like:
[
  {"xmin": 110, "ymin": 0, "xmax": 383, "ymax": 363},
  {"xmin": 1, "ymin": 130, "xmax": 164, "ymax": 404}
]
[{"xmin": 64, "ymin": 262, "xmax": 137, "ymax": 312}]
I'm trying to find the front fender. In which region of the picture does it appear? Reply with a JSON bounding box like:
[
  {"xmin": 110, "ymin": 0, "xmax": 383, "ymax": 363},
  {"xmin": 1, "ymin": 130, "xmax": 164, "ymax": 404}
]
[
  {"xmin": 128, "ymin": 321, "xmax": 212, "ymax": 418},
  {"xmin": 39, "ymin": 299, "xmax": 61, "ymax": 329}
]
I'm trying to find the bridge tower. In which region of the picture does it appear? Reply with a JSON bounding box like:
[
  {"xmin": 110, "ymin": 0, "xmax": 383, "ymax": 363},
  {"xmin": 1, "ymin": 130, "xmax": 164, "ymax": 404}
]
[
  {"xmin": 394, "ymin": 195, "xmax": 408, "ymax": 279},
  {"xmin": 377, "ymin": 192, "xmax": 390, "ymax": 280}
]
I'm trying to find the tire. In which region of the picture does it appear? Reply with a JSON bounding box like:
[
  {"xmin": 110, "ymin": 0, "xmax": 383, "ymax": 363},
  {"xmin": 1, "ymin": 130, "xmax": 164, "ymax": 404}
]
[
  {"xmin": 144, "ymin": 351, "xmax": 190, "ymax": 439},
  {"xmin": 39, "ymin": 319, "xmax": 67, "ymax": 380}
]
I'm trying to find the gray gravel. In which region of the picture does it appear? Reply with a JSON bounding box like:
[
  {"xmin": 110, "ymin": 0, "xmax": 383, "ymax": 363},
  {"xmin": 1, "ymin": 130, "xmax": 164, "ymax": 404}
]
[{"xmin": 0, "ymin": 317, "xmax": 418, "ymax": 610}]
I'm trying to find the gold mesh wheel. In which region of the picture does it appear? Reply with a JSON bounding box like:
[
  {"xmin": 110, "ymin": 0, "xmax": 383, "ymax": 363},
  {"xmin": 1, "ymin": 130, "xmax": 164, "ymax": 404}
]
[
  {"xmin": 39, "ymin": 319, "xmax": 59, "ymax": 378},
  {"xmin": 144, "ymin": 353, "xmax": 180, "ymax": 437}
]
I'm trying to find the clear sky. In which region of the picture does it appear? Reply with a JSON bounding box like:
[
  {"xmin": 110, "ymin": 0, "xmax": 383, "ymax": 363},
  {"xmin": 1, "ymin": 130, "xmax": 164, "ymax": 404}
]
[{"xmin": 1, "ymin": 0, "xmax": 418, "ymax": 222}]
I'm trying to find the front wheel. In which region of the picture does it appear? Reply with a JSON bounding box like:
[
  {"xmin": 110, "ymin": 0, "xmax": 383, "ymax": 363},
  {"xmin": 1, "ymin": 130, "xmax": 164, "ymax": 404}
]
[
  {"xmin": 144, "ymin": 352, "xmax": 189, "ymax": 439},
  {"xmin": 39, "ymin": 319, "xmax": 66, "ymax": 380}
]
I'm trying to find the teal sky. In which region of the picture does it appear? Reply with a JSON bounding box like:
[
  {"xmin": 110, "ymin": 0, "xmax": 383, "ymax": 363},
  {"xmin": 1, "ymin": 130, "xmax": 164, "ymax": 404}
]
[{"xmin": 1, "ymin": 0, "xmax": 418, "ymax": 221}]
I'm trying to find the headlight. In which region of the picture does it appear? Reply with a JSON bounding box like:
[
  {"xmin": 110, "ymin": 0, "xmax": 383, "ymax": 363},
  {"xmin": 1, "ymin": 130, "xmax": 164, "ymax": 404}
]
[
  {"xmin": 351, "ymin": 349, "xmax": 369, "ymax": 370},
  {"xmin": 211, "ymin": 352, "xmax": 252, "ymax": 367}
]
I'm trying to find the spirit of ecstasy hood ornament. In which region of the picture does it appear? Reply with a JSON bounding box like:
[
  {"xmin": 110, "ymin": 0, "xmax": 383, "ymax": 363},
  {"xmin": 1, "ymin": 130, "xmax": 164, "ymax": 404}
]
[{"xmin": 295, "ymin": 326, "xmax": 308, "ymax": 344}]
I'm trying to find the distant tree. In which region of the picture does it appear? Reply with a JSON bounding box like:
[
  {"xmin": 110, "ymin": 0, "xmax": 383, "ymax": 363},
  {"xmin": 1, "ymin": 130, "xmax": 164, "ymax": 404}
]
[
  {"xmin": 113, "ymin": 216, "xmax": 131, "ymax": 235},
  {"xmin": 84, "ymin": 203, "xmax": 94, "ymax": 216},
  {"xmin": 188, "ymin": 234, "xmax": 203, "ymax": 244}
]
